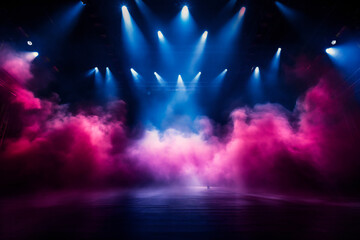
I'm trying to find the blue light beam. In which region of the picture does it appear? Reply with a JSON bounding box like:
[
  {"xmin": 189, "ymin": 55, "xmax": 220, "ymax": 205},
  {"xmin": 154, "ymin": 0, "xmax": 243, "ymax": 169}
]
[
  {"xmin": 216, "ymin": 7, "xmax": 246, "ymax": 63},
  {"xmin": 275, "ymin": 1, "xmax": 299, "ymax": 22},
  {"xmin": 181, "ymin": 6, "xmax": 189, "ymax": 21},
  {"xmin": 189, "ymin": 72, "xmax": 202, "ymax": 90},
  {"xmin": 176, "ymin": 75, "xmax": 186, "ymax": 91},
  {"xmin": 130, "ymin": 68, "xmax": 141, "ymax": 82},
  {"xmin": 105, "ymin": 67, "xmax": 118, "ymax": 100},
  {"xmin": 134, "ymin": 0, "xmax": 159, "ymax": 25},
  {"xmin": 121, "ymin": 6, "xmax": 148, "ymax": 62},
  {"xmin": 157, "ymin": 30, "xmax": 164, "ymax": 41},
  {"xmin": 248, "ymin": 67, "xmax": 263, "ymax": 103},
  {"xmin": 189, "ymin": 31, "xmax": 208, "ymax": 72},
  {"xmin": 266, "ymin": 48, "xmax": 282, "ymax": 84},
  {"xmin": 154, "ymin": 72, "xmax": 166, "ymax": 86},
  {"xmin": 172, "ymin": 4, "xmax": 196, "ymax": 37},
  {"xmin": 94, "ymin": 67, "xmax": 104, "ymax": 101},
  {"xmin": 214, "ymin": 69, "xmax": 228, "ymax": 85},
  {"xmin": 157, "ymin": 30, "xmax": 174, "ymax": 67},
  {"xmin": 326, "ymin": 42, "xmax": 360, "ymax": 81}
]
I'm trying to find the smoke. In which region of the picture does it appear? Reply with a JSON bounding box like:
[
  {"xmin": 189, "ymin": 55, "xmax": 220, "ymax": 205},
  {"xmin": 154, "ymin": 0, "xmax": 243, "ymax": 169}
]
[{"xmin": 1, "ymin": 47, "xmax": 360, "ymax": 196}]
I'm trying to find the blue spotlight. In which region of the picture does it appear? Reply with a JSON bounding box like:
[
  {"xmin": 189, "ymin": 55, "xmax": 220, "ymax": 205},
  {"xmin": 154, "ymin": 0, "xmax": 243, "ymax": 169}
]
[
  {"xmin": 177, "ymin": 75, "xmax": 186, "ymax": 91},
  {"xmin": 181, "ymin": 5, "xmax": 189, "ymax": 21},
  {"xmin": 94, "ymin": 67, "xmax": 104, "ymax": 100},
  {"xmin": 121, "ymin": 5, "xmax": 148, "ymax": 63},
  {"xmin": 275, "ymin": 1, "xmax": 298, "ymax": 21},
  {"xmin": 121, "ymin": 6, "xmax": 131, "ymax": 27},
  {"xmin": 254, "ymin": 67, "xmax": 260, "ymax": 77},
  {"xmin": 276, "ymin": 47, "xmax": 282, "ymax": 56},
  {"xmin": 105, "ymin": 67, "xmax": 118, "ymax": 100},
  {"xmin": 130, "ymin": 68, "xmax": 141, "ymax": 82},
  {"xmin": 270, "ymin": 48, "xmax": 282, "ymax": 71},
  {"xmin": 154, "ymin": 72, "xmax": 166, "ymax": 86},
  {"xmin": 192, "ymin": 72, "xmax": 201, "ymax": 83},
  {"xmin": 214, "ymin": 69, "xmax": 228, "ymax": 85},
  {"xmin": 58, "ymin": 2, "xmax": 85, "ymax": 33},
  {"xmin": 189, "ymin": 31, "xmax": 209, "ymax": 72},
  {"xmin": 157, "ymin": 30, "xmax": 173, "ymax": 67},
  {"xmin": 157, "ymin": 30, "xmax": 164, "ymax": 40},
  {"xmin": 135, "ymin": 0, "xmax": 158, "ymax": 24},
  {"xmin": 189, "ymin": 72, "xmax": 202, "ymax": 90},
  {"xmin": 172, "ymin": 4, "xmax": 195, "ymax": 36},
  {"xmin": 201, "ymin": 31, "xmax": 208, "ymax": 42},
  {"xmin": 216, "ymin": 6, "xmax": 246, "ymax": 62},
  {"xmin": 268, "ymin": 48, "xmax": 282, "ymax": 82},
  {"xmin": 130, "ymin": 68, "xmax": 138, "ymax": 76},
  {"xmin": 86, "ymin": 67, "xmax": 96, "ymax": 76},
  {"xmin": 325, "ymin": 42, "xmax": 360, "ymax": 80},
  {"xmin": 248, "ymin": 67, "xmax": 263, "ymax": 103},
  {"xmin": 326, "ymin": 47, "xmax": 338, "ymax": 56}
]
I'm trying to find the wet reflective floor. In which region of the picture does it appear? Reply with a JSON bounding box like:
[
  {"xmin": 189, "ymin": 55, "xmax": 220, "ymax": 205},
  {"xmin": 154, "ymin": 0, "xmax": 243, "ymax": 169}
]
[{"xmin": 1, "ymin": 187, "xmax": 360, "ymax": 239}]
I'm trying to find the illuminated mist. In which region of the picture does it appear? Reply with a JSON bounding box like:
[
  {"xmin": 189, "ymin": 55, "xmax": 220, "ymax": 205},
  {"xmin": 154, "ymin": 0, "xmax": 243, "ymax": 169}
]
[{"xmin": 1, "ymin": 47, "xmax": 360, "ymax": 196}]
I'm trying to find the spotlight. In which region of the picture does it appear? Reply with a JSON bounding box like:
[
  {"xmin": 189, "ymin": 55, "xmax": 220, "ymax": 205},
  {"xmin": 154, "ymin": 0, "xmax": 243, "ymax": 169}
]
[
  {"xmin": 27, "ymin": 41, "xmax": 32, "ymax": 46},
  {"xmin": 270, "ymin": 48, "xmax": 282, "ymax": 74},
  {"xmin": 121, "ymin": 6, "xmax": 131, "ymax": 25},
  {"xmin": 157, "ymin": 30, "xmax": 164, "ymax": 40},
  {"xmin": 25, "ymin": 51, "xmax": 39, "ymax": 61},
  {"xmin": 154, "ymin": 72, "xmax": 166, "ymax": 86},
  {"xmin": 239, "ymin": 7, "xmax": 246, "ymax": 17},
  {"xmin": 95, "ymin": 67, "xmax": 99, "ymax": 71},
  {"xmin": 81, "ymin": 0, "xmax": 87, "ymax": 5},
  {"xmin": 192, "ymin": 72, "xmax": 202, "ymax": 83},
  {"xmin": 214, "ymin": 69, "xmax": 228, "ymax": 85},
  {"xmin": 130, "ymin": 68, "xmax": 140, "ymax": 79},
  {"xmin": 201, "ymin": 31, "xmax": 208, "ymax": 41},
  {"xmin": 326, "ymin": 47, "xmax": 337, "ymax": 56},
  {"xmin": 177, "ymin": 74, "xmax": 186, "ymax": 90},
  {"xmin": 181, "ymin": 5, "xmax": 189, "ymax": 20},
  {"xmin": 331, "ymin": 40, "xmax": 337, "ymax": 46},
  {"xmin": 254, "ymin": 67, "xmax": 259, "ymax": 74}
]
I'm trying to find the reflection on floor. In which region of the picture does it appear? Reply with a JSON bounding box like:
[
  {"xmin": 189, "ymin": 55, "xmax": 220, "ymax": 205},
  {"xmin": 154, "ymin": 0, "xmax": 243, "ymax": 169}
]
[{"xmin": 1, "ymin": 187, "xmax": 360, "ymax": 239}]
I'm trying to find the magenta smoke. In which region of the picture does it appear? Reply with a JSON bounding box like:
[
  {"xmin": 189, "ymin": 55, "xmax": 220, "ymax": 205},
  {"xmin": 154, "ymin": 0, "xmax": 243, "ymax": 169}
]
[{"xmin": 1, "ymin": 48, "xmax": 360, "ymax": 196}]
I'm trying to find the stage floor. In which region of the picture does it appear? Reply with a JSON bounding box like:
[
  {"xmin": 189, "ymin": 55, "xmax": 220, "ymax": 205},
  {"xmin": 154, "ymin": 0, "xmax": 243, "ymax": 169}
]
[{"xmin": 1, "ymin": 187, "xmax": 360, "ymax": 239}]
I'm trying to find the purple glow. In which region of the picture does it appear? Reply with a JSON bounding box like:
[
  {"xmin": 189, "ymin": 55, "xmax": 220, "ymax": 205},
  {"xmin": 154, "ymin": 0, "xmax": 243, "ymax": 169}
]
[{"xmin": 1, "ymin": 48, "xmax": 360, "ymax": 196}]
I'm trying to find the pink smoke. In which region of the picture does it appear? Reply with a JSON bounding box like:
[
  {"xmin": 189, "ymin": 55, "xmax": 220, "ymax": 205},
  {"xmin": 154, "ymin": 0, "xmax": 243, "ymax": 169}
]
[{"xmin": 1, "ymin": 48, "xmax": 360, "ymax": 196}]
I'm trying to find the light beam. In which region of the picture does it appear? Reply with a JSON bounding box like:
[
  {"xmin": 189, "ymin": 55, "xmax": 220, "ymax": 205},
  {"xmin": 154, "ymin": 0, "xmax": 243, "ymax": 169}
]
[
  {"xmin": 176, "ymin": 75, "xmax": 186, "ymax": 91},
  {"xmin": 130, "ymin": 68, "xmax": 141, "ymax": 82},
  {"xmin": 181, "ymin": 6, "xmax": 189, "ymax": 21},
  {"xmin": 154, "ymin": 72, "xmax": 166, "ymax": 86}
]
